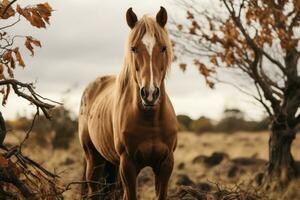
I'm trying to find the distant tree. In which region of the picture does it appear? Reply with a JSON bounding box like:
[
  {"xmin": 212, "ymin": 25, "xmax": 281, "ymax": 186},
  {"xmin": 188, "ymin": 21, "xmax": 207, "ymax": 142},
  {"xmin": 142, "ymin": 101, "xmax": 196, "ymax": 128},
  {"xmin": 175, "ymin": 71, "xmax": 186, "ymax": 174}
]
[
  {"xmin": 249, "ymin": 117, "xmax": 269, "ymax": 132},
  {"xmin": 190, "ymin": 116, "xmax": 214, "ymax": 133},
  {"xmin": 51, "ymin": 106, "xmax": 77, "ymax": 149},
  {"xmin": 177, "ymin": 114, "xmax": 193, "ymax": 130},
  {"xmin": 223, "ymin": 108, "xmax": 244, "ymax": 119},
  {"xmin": 171, "ymin": 0, "xmax": 300, "ymax": 184}
]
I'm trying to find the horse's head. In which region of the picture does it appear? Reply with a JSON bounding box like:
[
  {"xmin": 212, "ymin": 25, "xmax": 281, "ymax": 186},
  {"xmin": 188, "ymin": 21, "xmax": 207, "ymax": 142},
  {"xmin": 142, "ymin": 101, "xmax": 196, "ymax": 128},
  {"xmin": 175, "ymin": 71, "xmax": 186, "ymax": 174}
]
[{"xmin": 125, "ymin": 7, "xmax": 173, "ymax": 108}]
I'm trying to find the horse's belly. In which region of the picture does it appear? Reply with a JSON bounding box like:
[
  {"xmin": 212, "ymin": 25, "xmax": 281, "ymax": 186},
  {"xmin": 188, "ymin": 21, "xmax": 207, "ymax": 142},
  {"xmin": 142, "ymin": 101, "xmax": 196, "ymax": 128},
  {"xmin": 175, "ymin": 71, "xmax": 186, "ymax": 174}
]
[
  {"xmin": 93, "ymin": 131, "xmax": 119, "ymax": 164},
  {"xmin": 88, "ymin": 99, "xmax": 119, "ymax": 164}
]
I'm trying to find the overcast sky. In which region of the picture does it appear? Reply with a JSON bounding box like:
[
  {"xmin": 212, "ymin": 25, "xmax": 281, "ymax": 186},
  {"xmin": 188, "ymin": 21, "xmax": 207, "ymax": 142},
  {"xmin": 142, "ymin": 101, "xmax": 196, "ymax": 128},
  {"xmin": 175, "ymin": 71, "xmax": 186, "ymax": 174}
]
[{"xmin": 1, "ymin": 0, "xmax": 266, "ymax": 120}]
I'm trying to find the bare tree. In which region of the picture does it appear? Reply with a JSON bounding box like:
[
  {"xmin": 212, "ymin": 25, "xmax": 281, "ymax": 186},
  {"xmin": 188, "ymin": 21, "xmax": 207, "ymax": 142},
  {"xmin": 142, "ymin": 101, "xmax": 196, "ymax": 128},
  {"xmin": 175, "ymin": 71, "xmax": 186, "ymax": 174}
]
[{"xmin": 171, "ymin": 0, "xmax": 300, "ymax": 185}]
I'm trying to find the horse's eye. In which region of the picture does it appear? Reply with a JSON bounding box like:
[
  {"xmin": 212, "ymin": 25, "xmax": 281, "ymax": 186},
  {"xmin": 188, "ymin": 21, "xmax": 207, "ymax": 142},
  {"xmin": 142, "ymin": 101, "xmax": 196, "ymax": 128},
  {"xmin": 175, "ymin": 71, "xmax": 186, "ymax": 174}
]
[
  {"xmin": 161, "ymin": 46, "xmax": 167, "ymax": 53},
  {"xmin": 131, "ymin": 47, "xmax": 138, "ymax": 53}
]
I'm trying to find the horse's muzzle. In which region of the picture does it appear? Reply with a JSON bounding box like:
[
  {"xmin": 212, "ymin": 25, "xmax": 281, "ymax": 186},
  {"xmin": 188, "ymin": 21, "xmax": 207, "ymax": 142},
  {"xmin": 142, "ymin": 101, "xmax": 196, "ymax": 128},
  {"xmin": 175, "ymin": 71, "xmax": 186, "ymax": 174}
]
[{"xmin": 140, "ymin": 86, "xmax": 160, "ymax": 107}]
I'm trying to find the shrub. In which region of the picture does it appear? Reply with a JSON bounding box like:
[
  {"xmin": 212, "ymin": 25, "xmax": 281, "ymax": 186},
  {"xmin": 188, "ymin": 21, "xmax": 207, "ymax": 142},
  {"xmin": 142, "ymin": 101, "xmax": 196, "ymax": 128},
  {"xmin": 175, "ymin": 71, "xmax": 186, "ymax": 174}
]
[
  {"xmin": 50, "ymin": 106, "xmax": 77, "ymax": 149},
  {"xmin": 8, "ymin": 106, "xmax": 77, "ymax": 149},
  {"xmin": 7, "ymin": 117, "xmax": 32, "ymax": 131},
  {"xmin": 190, "ymin": 117, "xmax": 214, "ymax": 134},
  {"xmin": 177, "ymin": 115, "xmax": 193, "ymax": 131}
]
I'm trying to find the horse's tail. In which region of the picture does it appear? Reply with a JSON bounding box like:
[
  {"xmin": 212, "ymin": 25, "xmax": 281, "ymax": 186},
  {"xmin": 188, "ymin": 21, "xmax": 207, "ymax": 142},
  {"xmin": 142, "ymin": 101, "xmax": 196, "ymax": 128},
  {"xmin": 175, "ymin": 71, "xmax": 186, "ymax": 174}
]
[{"xmin": 81, "ymin": 158, "xmax": 87, "ymax": 197}]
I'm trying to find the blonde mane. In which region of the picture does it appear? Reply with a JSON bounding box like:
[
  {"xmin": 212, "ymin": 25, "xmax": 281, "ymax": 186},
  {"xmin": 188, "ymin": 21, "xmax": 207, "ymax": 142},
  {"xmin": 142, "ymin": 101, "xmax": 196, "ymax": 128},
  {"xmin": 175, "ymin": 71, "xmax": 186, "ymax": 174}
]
[{"xmin": 118, "ymin": 15, "xmax": 173, "ymax": 91}]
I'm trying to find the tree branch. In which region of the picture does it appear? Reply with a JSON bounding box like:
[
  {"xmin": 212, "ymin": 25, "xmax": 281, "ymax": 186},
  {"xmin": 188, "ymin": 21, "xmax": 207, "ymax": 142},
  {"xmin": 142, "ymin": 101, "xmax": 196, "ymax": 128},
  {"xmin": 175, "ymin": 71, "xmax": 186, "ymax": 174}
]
[
  {"xmin": 223, "ymin": 0, "xmax": 281, "ymax": 113},
  {"xmin": 0, "ymin": 14, "xmax": 21, "ymax": 30},
  {"xmin": 0, "ymin": 79, "xmax": 56, "ymax": 119}
]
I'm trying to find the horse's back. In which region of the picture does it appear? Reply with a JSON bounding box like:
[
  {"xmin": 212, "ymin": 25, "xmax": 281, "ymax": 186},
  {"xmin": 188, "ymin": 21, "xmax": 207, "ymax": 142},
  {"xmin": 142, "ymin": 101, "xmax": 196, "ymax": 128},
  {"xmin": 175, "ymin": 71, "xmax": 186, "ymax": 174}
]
[
  {"xmin": 78, "ymin": 75, "xmax": 118, "ymax": 163},
  {"xmin": 79, "ymin": 75, "xmax": 116, "ymax": 116}
]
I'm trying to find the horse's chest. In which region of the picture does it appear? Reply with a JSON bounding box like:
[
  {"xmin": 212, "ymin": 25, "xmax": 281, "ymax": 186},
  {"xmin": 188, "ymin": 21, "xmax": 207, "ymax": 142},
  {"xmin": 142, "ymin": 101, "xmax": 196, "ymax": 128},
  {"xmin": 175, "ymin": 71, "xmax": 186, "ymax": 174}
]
[{"xmin": 120, "ymin": 128, "xmax": 176, "ymax": 166}]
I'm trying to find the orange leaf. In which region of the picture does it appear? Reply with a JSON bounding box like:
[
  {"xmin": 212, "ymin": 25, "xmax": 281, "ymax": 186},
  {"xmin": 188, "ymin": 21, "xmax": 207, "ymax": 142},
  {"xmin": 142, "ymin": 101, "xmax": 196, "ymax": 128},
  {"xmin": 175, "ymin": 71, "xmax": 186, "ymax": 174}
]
[
  {"xmin": 16, "ymin": 5, "xmax": 31, "ymax": 21},
  {"xmin": 10, "ymin": 57, "xmax": 15, "ymax": 69},
  {"xmin": 30, "ymin": 10, "xmax": 46, "ymax": 28},
  {"xmin": 14, "ymin": 47, "xmax": 25, "ymax": 67},
  {"xmin": 25, "ymin": 38, "xmax": 34, "ymax": 55},
  {"xmin": 40, "ymin": 2, "xmax": 53, "ymax": 12},
  {"xmin": 187, "ymin": 11, "xmax": 194, "ymax": 19},
  {"xmin": 28, "ymin": 36, "xmax": 41, "ymax": 47},
  {"xmin": 37, "ymin": 3, "xmax": 53, "ymax": 24},
  {"xmin": 25, "ymin": 36, "xmax": 41, "ymax": 55},
  {"xmin": 210, "ymin": 55, "xmax": 218, "ymax": 65},
  {"xmin": 177, "ymin": 24, "xmax": 183, "ymax": 31},
  {"xmin": 179, "ymin": 63, "xmax": 187, "ymax": 72},
  {"xmin": 17, "ymin": 3, "xmax": 53, "ymax": 28},
  {"xmin": 7, "ymin": 66, "xmax": 13, "ymax": 78},
  {"xmin": 3, "ymin": 50, "xmax": 12, "ymax": 61},
  {"xmin": 0, "ymin": 64, "xmax": 4, "ymax": 80},
  {"xmin": 0, "ymin": 154, "xmax": 9, "ymax": 168},
  {"xmin": 2, "ymin": 85, "xmax": 10, "ymax": 105},
  {"xmin": 0, "ymin": 64, "xmax": 3, "ymax": 74},
  {"xmin": 0, "ymin": 0, "xmax": 16, "ymax": 19},
  {"xmin": 189, "ymin": 27, "xmax": 196, "ymax": 35}
]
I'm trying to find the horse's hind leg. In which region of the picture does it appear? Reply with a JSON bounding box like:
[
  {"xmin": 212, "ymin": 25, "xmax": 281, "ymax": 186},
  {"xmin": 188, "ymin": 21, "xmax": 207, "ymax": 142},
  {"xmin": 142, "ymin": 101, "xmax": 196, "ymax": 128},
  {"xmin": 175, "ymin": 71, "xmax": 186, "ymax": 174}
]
[
  {"xmin": 81, "ymin": 133, "xmax": 120, "ymax": 199},
  {"xmin": 81, "ymin": 134, "xmax": 106, "ymax": 199},
  {"xmin": 154, "ymin": 154, "xmax": 174, "ymax": 200},
  {"xmin": 81, "ymin": 159, "xmax": 88, "ymax": 196},
  {"xmin": 101, "ymin": 161, "xmax": 120, "ymax": 199}
]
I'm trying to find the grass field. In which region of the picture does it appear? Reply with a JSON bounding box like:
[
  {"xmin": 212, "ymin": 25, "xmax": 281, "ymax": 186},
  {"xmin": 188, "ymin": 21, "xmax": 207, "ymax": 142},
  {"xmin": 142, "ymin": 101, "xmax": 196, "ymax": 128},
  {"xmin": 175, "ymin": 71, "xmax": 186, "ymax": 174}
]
[{"xmin": 5, "ymin": 131, "xmax": 300, "ymax": 199}]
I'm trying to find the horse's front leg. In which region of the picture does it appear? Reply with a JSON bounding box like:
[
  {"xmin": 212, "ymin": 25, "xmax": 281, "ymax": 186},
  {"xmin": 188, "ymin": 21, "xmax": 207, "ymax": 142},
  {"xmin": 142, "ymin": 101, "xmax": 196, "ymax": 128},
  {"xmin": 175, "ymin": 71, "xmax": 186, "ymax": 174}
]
[
  {"xmin": 154, "ymin": 153, "xmax": 174, "ymax": 200},
  {"xmin": 119, "ymin": 153, "xmax": 138, "ymax": 200}
]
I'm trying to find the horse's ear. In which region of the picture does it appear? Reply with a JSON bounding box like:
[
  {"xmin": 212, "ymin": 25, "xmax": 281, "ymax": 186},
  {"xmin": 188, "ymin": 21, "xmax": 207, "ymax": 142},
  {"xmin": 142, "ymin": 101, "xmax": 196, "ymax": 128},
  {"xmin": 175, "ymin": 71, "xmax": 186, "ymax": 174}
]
[
  {"xmin": 156, "ymin": 6, "xmax": 167, "ymax": 28},
  {"xmin": 126, "ymin": 7, "xmax": 138, "ymax": 29}
]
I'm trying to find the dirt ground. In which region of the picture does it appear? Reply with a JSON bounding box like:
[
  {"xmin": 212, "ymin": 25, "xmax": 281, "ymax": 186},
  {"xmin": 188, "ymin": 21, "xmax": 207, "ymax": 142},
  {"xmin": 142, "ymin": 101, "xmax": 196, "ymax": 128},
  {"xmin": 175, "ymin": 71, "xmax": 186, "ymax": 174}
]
[{"xmin": 5, "ymin": 131, "xmax": 300, "ymax": 199}]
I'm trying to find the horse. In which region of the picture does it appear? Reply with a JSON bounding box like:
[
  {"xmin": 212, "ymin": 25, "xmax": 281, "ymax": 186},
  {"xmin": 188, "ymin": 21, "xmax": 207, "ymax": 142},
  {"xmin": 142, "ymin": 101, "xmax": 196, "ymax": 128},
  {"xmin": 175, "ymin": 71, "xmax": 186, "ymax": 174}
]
[{"xmin": 78, "ymin": 7, "xmax": 177, "ymax": 200}]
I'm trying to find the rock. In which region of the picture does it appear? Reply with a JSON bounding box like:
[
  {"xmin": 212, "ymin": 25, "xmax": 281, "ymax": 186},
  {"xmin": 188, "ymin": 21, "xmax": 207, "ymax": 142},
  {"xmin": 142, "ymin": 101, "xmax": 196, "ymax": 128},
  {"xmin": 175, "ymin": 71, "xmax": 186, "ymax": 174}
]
[
  {"xmin": 232, "ymin": 157, "xmax": 265, "ymax": 166},
  {"xmin": 227, "ymin": 165, "xmax": 239, "ymax": 178},
  {"xmin": 255, "ymin": 172, "xmax": 264, "ymax": 185},
  {"xmin": 192, "ymin": 152, "xmax": 229, "ymax": 167},
  {"xmin": 177, "ymin": 162, "xmax": 185, "ymax": 170},
  {"xmin": 196, "ymin": 182, "xmax": 212, "ymax": 192},
  {"xmin": 192, "ymin": 155, "xmax": 208, "ymax": 164},
  {"xmin": 62, "ymin": 157, "xmax": 75, "ymax": 165},
  {"xmin": 176, "ymin": 174, "xmax": 194, "ymax": 186},
  {"xmin": 204, "ymin": 152, "xmax": 228, "ymax": 167}
]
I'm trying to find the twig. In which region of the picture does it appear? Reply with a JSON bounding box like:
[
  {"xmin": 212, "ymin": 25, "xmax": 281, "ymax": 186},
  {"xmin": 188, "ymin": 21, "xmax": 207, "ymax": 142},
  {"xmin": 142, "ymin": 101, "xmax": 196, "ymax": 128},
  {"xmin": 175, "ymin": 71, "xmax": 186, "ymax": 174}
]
[
  {"xmin": 0, "ymin": 14, "xmax": 21, "ymax": 30},
  {"xmin": 19, "ymin": 108, "xmax": 39, "ymax": 147}
]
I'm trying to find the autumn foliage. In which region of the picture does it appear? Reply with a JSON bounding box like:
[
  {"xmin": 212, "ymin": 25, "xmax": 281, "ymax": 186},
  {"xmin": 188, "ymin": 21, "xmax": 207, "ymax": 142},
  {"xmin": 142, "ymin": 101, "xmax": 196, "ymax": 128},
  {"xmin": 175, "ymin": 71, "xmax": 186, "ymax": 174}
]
[
  {"xmin": 0, "ymin": 1, "xmax": 60, "ymax": 199},
  {"xmin": 0, "ymin": 0, "xmax": 52, "ymax": 104},
  {"xmin": 172, "ymin": 0, "xmax": 300, "ymax": 185}
]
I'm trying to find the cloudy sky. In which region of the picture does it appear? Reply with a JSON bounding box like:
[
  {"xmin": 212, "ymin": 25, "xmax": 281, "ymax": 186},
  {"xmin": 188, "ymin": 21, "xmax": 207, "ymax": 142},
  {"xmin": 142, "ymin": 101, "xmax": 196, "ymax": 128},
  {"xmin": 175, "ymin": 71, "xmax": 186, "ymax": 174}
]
[{"xmin": 1, "ymin": 0, "xmax": 266, "ymax": 120}]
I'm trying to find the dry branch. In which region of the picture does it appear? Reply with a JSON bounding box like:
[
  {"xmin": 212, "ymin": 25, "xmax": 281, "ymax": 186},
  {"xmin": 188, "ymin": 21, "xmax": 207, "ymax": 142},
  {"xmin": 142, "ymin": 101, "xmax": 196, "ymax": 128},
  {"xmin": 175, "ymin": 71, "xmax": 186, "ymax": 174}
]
[{"xmin": 0, "ymin": 79, "xmax": 56, "ymax": 119}]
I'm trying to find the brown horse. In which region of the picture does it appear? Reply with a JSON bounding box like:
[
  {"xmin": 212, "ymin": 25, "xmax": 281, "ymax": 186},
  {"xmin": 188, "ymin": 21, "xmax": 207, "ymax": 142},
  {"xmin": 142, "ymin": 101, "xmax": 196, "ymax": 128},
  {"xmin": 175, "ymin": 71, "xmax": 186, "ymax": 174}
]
[{"xmin": 79, "ymin": 7, "xmax": 177, "ymax": 200}]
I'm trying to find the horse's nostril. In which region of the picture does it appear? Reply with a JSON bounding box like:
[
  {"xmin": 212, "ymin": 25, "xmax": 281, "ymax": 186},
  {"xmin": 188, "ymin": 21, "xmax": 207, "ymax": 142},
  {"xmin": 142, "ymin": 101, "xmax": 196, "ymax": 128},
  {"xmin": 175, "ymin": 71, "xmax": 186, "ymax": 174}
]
[{"xmin": 140, "ymin": 87, "xmax": 147, "ymax": 99}]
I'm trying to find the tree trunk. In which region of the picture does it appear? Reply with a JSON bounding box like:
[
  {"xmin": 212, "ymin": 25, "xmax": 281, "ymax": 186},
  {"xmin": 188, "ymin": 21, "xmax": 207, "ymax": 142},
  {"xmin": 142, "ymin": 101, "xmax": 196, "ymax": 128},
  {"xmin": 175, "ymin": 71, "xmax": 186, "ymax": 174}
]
[{"xmin": 267, "ymin": 119, "xmax": 298, "ymax": 184}]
